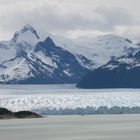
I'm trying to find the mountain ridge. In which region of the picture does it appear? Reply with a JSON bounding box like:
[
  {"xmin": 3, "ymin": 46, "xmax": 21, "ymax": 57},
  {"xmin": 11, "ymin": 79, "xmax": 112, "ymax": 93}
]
[{"xmin": 0, "ymin": 24, "xmax": 138, "ymax": 84}]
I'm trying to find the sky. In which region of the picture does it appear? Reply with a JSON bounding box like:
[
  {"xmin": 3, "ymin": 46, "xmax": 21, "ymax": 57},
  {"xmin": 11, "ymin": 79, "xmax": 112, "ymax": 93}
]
[{"xmin": 0, "ymin": 0, "xmax": 140, "ymax": 41}]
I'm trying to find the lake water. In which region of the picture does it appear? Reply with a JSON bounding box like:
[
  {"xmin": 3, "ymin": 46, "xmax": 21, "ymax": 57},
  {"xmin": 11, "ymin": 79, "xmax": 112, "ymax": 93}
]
[
  {"xmin": 0, "ymin": 85, "xmax": 140, "ymax": 113},
  {"xmin": 0, "ymin": 115, "xmax": 140, "ymax": 140}
]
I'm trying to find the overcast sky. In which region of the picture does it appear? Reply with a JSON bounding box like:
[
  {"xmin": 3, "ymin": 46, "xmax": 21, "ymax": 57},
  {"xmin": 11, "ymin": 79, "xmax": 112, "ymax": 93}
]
[{"xmin": 0, "ymin": 0, "xmax": 140, "ymax": 41}]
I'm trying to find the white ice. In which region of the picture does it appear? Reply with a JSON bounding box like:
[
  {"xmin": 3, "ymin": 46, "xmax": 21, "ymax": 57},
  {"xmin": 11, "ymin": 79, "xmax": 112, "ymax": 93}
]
[{"xmin": 0, "ymin": 85, "xmax": 140, "ymax": 112}]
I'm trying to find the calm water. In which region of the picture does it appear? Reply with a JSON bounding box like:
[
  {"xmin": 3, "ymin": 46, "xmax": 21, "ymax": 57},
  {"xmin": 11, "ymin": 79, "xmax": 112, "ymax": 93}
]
[{"xmin": 0, "ymin": 115, "xmax": 140, "ymax": 140}]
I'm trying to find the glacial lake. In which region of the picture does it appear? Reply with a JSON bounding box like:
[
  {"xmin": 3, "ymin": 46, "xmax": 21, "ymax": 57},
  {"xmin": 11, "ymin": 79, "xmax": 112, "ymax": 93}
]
[{"xmin": 0, "ymin": 115, "xmax": 140, "ymax": 140}]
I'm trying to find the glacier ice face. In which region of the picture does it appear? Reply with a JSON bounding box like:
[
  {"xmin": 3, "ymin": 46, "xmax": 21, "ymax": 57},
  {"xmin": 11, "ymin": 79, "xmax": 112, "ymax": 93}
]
[{"xmin": 0, "ymin": 85, "xmax": 140, "ymax": 112}]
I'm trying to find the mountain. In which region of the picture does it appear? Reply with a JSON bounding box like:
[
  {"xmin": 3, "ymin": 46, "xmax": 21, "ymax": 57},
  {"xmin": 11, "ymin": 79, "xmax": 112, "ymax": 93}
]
[
  {"xmin": 77, "ymin": 47, "xmax": 140, "ymax": 88},
  {"xmin": 12, "ymin": 24, "xmax": 41, "ymax": 45},
  {"xmin": 12, "ymin": 37, "xmax": 88, "ymax": 84},
  {"xmin": 0, "ymin": 25, "xmax": 90, "ymax": 84},
  {"xmin": 52, "ymin": 34, "xmax": 136, "ymax": 68},
  {"xmin": 0, "ymin": 24, "xmax": 137, "ymax": 84},
  {"xmin": 0, "ymin": 45, "xmax": 89, "ymax": 84}
]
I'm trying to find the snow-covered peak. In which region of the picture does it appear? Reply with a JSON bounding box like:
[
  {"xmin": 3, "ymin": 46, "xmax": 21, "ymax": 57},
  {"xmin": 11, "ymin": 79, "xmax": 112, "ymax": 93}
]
[
  {"xmin": 21, "ymin": 24, "xmax": 37, "ymax": 32},
  {"xmin": 51, "ymin": 34, "xmax": 136, "ymax": 68},
  {"xmin": 12, "ymin": 24, "xmax": 41, "ymax": 46},
  {"xmin": 96, "ymin": 34, "xmax": 133, "ymax": 45},
  {"xmin": 17, "ymin": 24, "xmax": 39, "ymax": 38}
]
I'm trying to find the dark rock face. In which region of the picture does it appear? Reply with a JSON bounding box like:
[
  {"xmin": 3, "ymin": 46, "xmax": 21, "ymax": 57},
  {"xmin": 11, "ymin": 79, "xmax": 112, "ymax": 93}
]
[
  {"xmin": 0, "ymin": 108, "xmax": 42, "ymax": 119},
  {"xmin": 77, "ymin": 66, "xmax": 140, "ymax": 89}
]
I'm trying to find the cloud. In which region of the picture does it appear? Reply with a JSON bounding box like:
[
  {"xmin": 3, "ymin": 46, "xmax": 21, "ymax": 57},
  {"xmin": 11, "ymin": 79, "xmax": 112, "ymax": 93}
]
[
  {"xmin": 0, "ymin": 0, "xmax": 140, "ymax": 41},
  {"xmin": 115, "ymin": 26, "xmax": 140, "ymax": 42},
  {"xmin": 94, "ymin": 6, "xmax": 138, "ymax": 29}
]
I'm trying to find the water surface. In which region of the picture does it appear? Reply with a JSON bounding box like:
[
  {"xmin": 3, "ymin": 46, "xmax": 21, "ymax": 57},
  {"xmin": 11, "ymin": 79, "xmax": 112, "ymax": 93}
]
[{"xmin": 0, "ymin": 115, "xmax": 140, "ymax": 140}]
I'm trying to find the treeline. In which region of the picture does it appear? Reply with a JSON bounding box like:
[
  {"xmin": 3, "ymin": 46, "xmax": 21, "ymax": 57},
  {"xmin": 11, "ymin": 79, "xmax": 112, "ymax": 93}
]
[{"xmin": 33, "ymin": 106, "xmax": 140, "ymax": 115}]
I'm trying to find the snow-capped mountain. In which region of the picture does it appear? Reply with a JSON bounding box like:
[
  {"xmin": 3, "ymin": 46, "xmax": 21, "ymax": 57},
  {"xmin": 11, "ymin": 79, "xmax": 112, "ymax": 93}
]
[
  {"xmin": 52, "ymin": 34, "xmax": 136, "ymax": 68},
  {"xmin": 12, "ymin": 24, "xmax": 41, "ymax": 45},
  {"xmin": 0, "ymin": 24, "xmax": 138, "ymax": 84},
  {"xmin": 0, "ymin": 24, "xmax": 42, "ymax": 64},
  {"xmin": 0, "ymin": 25, "xmax": 90, "ymax": 84},
  {"xmin": 77, "ymin": 47, "xmax": 140, "ymax": 88}
]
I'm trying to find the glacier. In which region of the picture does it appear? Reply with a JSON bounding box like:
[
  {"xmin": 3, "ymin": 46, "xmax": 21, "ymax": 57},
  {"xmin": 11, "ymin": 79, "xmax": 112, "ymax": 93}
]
[{"xmin": 0, "ymin": 85, "xmax": 140, "ymax": 114}]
